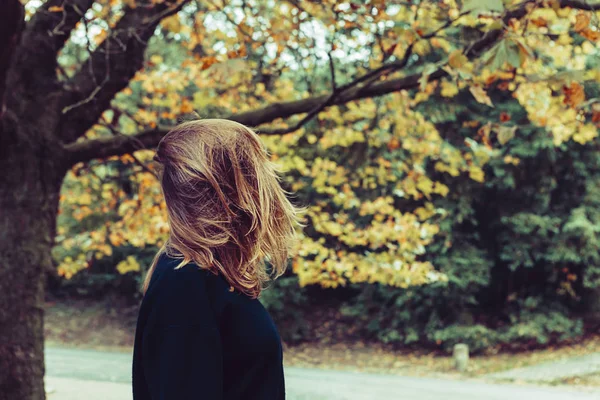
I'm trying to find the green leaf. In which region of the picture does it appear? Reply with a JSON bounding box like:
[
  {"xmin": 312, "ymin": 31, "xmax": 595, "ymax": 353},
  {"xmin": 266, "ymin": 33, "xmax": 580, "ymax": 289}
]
[
  {"xmin": 506, "ymin": 41, "xmax": 522, "ymax": 69},
  {"xmin": 462, "ymin": 0, "xmax": 504, "ymax": 13},
  {"xmin": 482, "ymin": 39, "xmax": 522, "ymax": 71}
]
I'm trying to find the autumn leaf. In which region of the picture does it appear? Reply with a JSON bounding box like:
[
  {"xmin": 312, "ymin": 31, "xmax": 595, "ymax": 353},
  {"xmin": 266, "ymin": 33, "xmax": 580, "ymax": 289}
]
[
  {"xmin": 440, "ymin": 80, "xmax": 459, "ymax": 97},
  {"xmin": 580, "ymin": 28, "xmax": 600, "ymax": 42},
  {"xmin": 48, "ymin": 6, "xmax": 64, "ymax": 12},
  {"xmin": 116, "ymin": 256, "xmax": 141, "ymax": 274},
  {"xmin": 448, "ymin": 50, "xmax": 468, "ymax": 69},
  {"xmin": 563, "ymin": 82, "xmax": 585, "ymax": 108},
  {"xmin": 592, "ymin": 109, "xmax": 600, "ymax": 125},
  {"xmin": 530, "ymin": 17, "xmax": 548, "ymax": 27},
  {"xmin": 161, "ymin": 15, "xmax": 181, "ymax": 32},
  {"xmin": 387, "ymin": 138, "xmax": 400, "ymax": 150},
  {"xmin": 468, "ymin": 165, "xmax": 485, "ymax": 182},
  {"xmin": 180, "ymin": 99, "xmax": 194, "ymax": 114},
  {"xmin": 574, "ymin": 12, "xmax": 590, "ymax": 33},
  {"xmin": 470, "ymin": 85, "xmax": 494, "ymax": 107},
  {"xmin": 200, "ymin": 56, "xmax": 219, "ymax": 71}
]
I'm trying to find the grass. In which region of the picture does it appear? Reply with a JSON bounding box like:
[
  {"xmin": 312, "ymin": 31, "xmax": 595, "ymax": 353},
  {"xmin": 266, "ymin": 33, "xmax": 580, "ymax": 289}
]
[{"xmin": 552, "ymin": 373, "xmax": 600, "ymax": 386}]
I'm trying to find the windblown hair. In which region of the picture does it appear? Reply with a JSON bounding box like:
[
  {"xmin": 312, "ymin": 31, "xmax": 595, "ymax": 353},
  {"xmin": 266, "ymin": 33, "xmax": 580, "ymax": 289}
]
[{"xmin": 143, "ymin": 119, "xmax": 300, "ymax": 298}]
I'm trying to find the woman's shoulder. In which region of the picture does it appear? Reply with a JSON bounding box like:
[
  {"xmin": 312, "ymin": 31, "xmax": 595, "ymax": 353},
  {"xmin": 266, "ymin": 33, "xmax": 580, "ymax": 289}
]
[
  {"xmin": 151, "ymin": 253, "xmax": 232, "ymax": 299},
  {"xmin": 144, "ymin": 254, "xmax": 223, "ymax": 324},
  {"xmin": 153, "ymin": 253, "xmax": 210, "ymax": 287}
]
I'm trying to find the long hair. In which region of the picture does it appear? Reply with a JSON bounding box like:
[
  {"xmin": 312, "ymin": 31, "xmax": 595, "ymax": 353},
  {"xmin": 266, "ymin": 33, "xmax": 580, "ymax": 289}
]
[{"xmin": 143, "ymin": 119, "xmax": 300, "ymax": 298}]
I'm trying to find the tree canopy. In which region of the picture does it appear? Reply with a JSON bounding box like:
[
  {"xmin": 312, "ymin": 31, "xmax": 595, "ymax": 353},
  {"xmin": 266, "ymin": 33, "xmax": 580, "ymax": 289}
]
[{"xmin": 44, "ymin": 0, "xmax": 600, "ymax": 290}]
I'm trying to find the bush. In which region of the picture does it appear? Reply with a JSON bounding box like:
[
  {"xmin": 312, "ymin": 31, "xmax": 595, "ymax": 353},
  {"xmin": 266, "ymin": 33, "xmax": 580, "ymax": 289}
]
[
  {"xmin": 430, "ymin": 325, "xmax": 497, "ymax": 353},
  {"xmin": 260, "ymin": 276, "xmax": 310, "ymax": 342}
]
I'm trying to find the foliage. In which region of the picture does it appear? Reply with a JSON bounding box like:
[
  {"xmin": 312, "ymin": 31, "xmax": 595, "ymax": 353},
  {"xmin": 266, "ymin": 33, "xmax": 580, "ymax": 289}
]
[
  {"xmin": 38, "ymin": 0, "xmax": 600, "ymax": 349},
  {"xmin": 259, "ymin": 276, "xmax": 310, "ymax": 342},
  {"xmin": 337, "ymin": 83, "xmax": 600, "ymax": 352}
]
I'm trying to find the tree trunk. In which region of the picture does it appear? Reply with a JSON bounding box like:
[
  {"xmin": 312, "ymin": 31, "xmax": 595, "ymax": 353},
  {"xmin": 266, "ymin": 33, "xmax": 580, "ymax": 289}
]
[{"xmin": 0, "ymin": 117, "xmax": 64, "ymax": 400}]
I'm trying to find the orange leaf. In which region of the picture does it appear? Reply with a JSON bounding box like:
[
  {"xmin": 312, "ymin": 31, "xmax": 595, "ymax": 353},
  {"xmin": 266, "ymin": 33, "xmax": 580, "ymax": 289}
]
[
  {"xmin": 574, "ymin": 12, "xmax": 590, "ymax": 33},
  {"xmin": 563, "ymin": 82, "xmax": 585, "ymax": 108},
  {"xmin": 48, "ymin": 5, "xmax": 64, "ymax": 12},
  {"xmin": 387, "ymin": 138, "xmax": 401, "ymax": 150},
  {"xmin": 180, "ymin": 99, "xmax": 193, "ymax": 114},
  {"xmin": 200, "ymin": 56, "xmax": 219, "ymax": 71},
  {"xmin": 530, "ymin": 17, "xmax": 547, "ymax": 27},
  {"xmin": 580, "ymin": 28, "xmax": 600, "ymax": 42}
]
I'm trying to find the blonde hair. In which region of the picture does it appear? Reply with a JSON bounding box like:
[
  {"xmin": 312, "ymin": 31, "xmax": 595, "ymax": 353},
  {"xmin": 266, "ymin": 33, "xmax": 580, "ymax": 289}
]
[{"xmin": 143, "ymin": 119, "xmax": 300, "ymax": 298}]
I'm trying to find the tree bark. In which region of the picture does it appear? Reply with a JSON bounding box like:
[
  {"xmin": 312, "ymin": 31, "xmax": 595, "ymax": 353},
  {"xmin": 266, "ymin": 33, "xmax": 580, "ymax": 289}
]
[{"xmin": 0, "ymin": 114, "xmax": 64, "ymax": 400}]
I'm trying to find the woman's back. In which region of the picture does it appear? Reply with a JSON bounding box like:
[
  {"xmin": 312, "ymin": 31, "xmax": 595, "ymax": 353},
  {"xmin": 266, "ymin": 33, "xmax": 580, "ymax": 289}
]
[{"xmin": 132, "ymin": 253, "xmax": 285, "ymax": 400}]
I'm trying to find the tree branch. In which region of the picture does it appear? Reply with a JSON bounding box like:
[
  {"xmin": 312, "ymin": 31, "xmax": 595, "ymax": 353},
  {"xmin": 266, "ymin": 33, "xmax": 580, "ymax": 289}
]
[
  {"xmin": 560, "ymin": 0, "xmax": 600, "ymax": 11},
  {"xmin": 64, "ymin": 127, "xmax": 170, "ymax": 165},
  {"xmin": 64, "ymin": 68, "xmax": 446, "ymax": 165},
  {"xmin": 58, "ymin": 0, "xmax": 189, "ymax": 144},
  {"xmin": 15, "ymin": 0, "xmax": 94, "ymax": 84},
  {"xmin": 28, "ymin": 0, "xmax": 95, "ymax": 55}
]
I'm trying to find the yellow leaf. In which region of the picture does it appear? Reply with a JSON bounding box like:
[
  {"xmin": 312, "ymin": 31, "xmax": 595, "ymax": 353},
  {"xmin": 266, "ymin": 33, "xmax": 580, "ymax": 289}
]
[
  {"xmin": 79, "ymin": 192, "xmax": 92, "ymax": 205},
  {"xmin": 441, "ymin": 80, "xmax": 459, "ymax": 97},
  {"xmin": 573, "ymin": 124, "xmax": 598, "ymax": 144},
  {"xmin": 469, "ymin": 166, "xmax": 485, "ymax": 183},
  {"xmin": 161, "ymin": 15, "xmax": 182, "ymax": 32},
  {"xmin": 448, "ymin": 50, "xmax": 468, "ymax": 69},
  {"xmin": 116, "ymin": 256, "xmax": 141, "ymax": 274},
  {"xmin": 150, "ymin": 54, "xmax": 163, "ymax": 65},
  {"xmin": 469, "ymin": 85, "xmax": 494, "ymax": 107}
]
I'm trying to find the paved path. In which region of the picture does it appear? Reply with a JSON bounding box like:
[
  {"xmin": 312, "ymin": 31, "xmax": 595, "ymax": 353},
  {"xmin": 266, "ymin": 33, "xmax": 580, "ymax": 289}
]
[
  {"xmin": 45, "ymin": 347, "xmax": 600, "ymax": 400},
  {"xmin": 487, "ymin": 353, "xmax": 600, "ymax": 383}
]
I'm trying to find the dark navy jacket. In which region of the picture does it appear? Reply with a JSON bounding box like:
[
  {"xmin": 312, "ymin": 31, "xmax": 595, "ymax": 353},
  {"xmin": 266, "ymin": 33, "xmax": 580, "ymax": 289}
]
[{"xmin": 132, "ymin": 253, "xmax": 285, "ymax": 400}]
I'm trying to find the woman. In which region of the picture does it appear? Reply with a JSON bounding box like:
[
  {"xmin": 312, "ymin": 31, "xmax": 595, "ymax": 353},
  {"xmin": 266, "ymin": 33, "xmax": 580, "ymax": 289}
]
[{"xmin": 132, "ymin": 119, "xmax": 300, "ymax": 400}]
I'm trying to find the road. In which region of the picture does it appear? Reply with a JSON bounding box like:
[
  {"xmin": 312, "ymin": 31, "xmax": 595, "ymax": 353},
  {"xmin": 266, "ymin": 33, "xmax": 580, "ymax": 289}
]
[
  {"xmin": 45, "ymin": 347, "xmax": 600, "ymax": 400},
  {"xmin": 486, "ymin": 352, "xmax": 600, "ymax": 383}
]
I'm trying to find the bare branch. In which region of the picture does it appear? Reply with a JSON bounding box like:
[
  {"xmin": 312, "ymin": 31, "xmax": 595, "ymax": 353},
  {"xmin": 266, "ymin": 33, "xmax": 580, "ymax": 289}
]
[
  {"xmin": 58, "ymin": 0, "xmax": 189, "ymax": 144},
  {"xmin": 328, "ymin": 52, "xmax": 337, "ymax": 92},
  {"xmin": 259, "ymin": 52, "xmax": 341, "ymax": 135},
  {"xmin": 560, "ymin": 0, "xmax": 600, "ymax": 11},
  {"xmin": 64, "ymin": 127, "xmax": 169, "ymax": 165}
]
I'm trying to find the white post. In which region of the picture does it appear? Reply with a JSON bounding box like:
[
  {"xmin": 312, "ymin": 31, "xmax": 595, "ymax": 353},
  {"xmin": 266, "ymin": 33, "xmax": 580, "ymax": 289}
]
[{"xmin": 453, "ymin": 343, "xmax": 469, "ymax": 372}]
